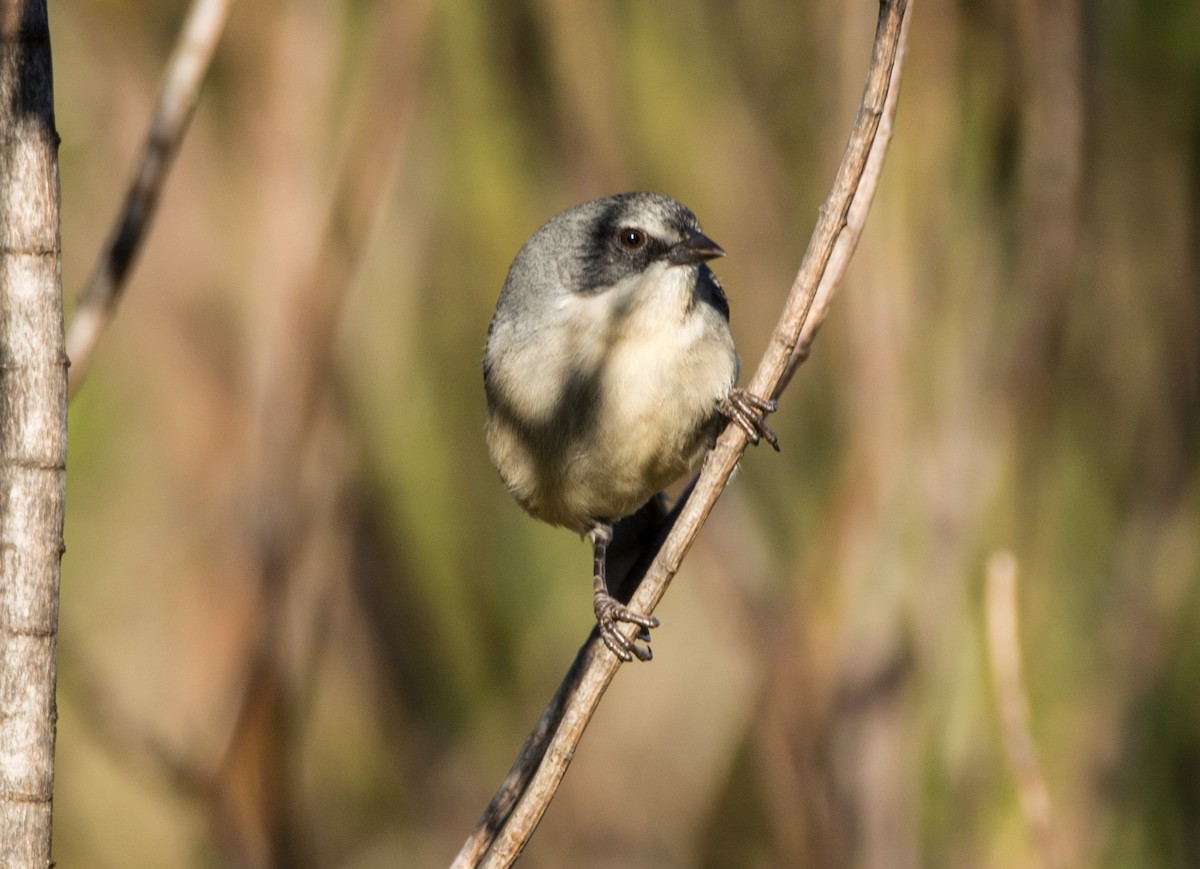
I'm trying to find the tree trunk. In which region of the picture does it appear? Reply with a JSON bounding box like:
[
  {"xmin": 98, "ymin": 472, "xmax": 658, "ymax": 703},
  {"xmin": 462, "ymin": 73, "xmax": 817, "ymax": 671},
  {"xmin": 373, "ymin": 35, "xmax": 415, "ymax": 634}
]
[{"xmin": 0, "ymin": 1, "xmax": 66, "ymax": 866}]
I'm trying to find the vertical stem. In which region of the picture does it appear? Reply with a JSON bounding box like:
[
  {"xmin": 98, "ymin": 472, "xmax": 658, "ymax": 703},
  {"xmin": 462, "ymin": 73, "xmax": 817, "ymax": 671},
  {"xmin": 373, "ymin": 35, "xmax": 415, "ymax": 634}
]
[
  {"xmin": 986, "ymin": 553, "xmax": 1065, "ymax": 869},
  {"xmin": 0, "ymin": 1, "xmax": 67, "ymax": 867}
]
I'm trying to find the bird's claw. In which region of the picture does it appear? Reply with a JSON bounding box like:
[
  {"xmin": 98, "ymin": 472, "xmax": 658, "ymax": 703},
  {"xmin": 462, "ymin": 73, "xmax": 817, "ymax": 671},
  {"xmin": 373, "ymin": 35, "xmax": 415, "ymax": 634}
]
[
  {"xmin": 720, "ymin": 388, "xmax": 780, "ymax": 451},
  {"xmin": 594, "ymin": 592, "xmax": 659, "ymax": 662}
]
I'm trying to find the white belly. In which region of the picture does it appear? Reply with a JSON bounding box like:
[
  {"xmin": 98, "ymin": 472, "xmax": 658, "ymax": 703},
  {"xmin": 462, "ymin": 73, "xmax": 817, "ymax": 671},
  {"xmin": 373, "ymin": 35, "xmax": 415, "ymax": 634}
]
[{"xmin": 485, "ymin": 263, "xmax": 737, "ymax": 531}]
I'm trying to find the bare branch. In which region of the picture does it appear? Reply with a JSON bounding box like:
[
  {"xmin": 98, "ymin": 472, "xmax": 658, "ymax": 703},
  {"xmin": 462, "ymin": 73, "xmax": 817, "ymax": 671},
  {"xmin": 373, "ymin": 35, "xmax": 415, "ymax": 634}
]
[
  {"xmin": 780, "ymin": 4, "xmax": 909, "ymax": 390},
  {"xmin": 453, "ymin": 1, "xmax": 911, "ymax": 865},
  {"xmin": 985, "ymin": 552, "xmax": 1066, "ymax": 869},
  {"xmin": 0, "ymin": 1, "xmax": 67, "ymax": 865},
  {"xmin": 65, "ymin": 0, "xmax": 233, "ymax": 399}
]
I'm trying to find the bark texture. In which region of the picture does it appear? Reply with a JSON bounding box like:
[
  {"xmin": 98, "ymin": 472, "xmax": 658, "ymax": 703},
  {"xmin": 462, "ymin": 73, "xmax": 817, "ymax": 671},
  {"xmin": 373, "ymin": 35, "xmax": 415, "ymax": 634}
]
[{"xmin": 0, "ymin": 1, "xmax": 66, "ymax": 866}]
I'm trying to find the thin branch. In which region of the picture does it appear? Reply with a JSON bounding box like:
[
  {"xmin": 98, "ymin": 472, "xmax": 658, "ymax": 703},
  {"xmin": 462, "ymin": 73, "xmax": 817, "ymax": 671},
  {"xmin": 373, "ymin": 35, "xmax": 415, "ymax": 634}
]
[
  {"xmin": 780, "ymin": 3, "xmax": 909, "ymax": 391},
  {"xmin": 65, "ymin": 0, "xmax": 234, "ymax": 399},
  {"xmin": 985, "ymin": 551, "xmax": 1066, "ymax": 869},
  {"xmin": 453, "ymin": 2, "xmax": 911, "ymax": 865}
]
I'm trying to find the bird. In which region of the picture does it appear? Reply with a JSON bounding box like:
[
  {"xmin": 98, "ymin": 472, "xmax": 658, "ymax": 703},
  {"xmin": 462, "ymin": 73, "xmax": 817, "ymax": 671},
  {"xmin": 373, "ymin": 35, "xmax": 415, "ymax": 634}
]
[{"xmin": 483, "ymin": 192, "xmax": 778, "ymax": 662}]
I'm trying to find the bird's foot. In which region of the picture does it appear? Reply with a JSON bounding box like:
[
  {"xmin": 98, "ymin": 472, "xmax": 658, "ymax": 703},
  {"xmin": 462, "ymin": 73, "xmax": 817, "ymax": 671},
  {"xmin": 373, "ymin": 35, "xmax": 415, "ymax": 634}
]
[
  {"xmin": 719, "ymin": 388, "xmax": 780, "ymax": 451},
  {"xmin": 593, "ymin": 591, "xmax": 659, "ymax": 662}
]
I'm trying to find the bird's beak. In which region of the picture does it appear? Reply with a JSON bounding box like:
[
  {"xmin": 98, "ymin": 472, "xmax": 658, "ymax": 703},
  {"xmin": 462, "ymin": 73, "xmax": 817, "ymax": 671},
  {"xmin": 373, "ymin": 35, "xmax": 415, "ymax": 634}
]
[{"xmin": 668, "ymin": 231, "xmax": 725, "ymax": 265}]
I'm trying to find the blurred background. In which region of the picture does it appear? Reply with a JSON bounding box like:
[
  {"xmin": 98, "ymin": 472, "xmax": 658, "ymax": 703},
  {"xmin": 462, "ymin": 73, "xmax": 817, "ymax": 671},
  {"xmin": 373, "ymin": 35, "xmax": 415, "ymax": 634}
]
[{"xmin": 47, "ymin": 0, "xmax": 1200, "ymax": 866}]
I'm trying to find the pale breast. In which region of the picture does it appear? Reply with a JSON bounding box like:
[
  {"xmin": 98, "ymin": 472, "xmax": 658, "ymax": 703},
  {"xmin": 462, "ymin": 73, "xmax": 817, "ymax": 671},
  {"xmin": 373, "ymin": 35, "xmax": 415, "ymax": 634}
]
[
  {"xmin": 485, "ymin": 262, "xmax": 737, "ymax": 531},
  {"xmin": 558, "ymin": 267, "xmax": 737, "ymax": 520}
]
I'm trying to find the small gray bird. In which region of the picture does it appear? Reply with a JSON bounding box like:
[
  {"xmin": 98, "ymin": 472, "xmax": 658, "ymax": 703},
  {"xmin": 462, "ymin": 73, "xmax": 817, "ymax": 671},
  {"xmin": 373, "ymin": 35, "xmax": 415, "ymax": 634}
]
[{"xmin": 484, "ymin": 192, "xmax": 778, "ymax": 661}]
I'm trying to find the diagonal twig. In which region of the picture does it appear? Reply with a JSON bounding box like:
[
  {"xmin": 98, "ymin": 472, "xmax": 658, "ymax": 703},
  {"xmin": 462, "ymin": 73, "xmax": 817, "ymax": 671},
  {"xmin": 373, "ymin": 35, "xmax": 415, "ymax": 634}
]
[
  {"xmin": 65, "ymin": 0, "xmax": 234, "ymax": 399},
  {"xmin": 779, "ymin": 2, "xmax": 908, "ymax": 393},
  {"xmin": 453, "ymin": 2, "xmax": 911, "ymax": 866}
]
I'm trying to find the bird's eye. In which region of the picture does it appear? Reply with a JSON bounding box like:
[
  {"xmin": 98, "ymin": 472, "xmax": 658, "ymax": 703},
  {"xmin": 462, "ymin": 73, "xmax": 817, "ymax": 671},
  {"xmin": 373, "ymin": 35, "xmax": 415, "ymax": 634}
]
[{"xmin": 618, "ymin": 228, "xmax": 647, "ymax": 249}]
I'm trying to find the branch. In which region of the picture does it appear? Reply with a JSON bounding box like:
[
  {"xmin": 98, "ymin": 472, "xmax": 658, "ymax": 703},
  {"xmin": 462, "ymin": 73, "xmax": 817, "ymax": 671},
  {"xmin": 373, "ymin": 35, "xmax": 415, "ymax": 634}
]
[
  {"xmin": 64, "ymin": 0, "xmax": 234, "ymax": 399},
  {"xmin": 453, "ymin": 2, "xmax": 911, "ymax": 865},
  {"xmin": 778, "ymin": 1, "xmax": 909, "ymax": 392},
  {"xmin": 985, "ymin": 552, "xmax": 1066, "ymax": 869},
  {"xmin": 0, "ymin": 2, "xmax": 67, "ymax": 866}
]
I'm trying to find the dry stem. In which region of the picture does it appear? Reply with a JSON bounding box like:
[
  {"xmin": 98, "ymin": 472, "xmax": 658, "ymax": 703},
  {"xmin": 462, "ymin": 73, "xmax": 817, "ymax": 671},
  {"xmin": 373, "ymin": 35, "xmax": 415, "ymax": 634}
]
[
  {"xmin": 985, "ymin": 552, "xmax": 1066, "ymax": 869},
  {"xmin": 0, "ymin": 2, "xmax": 68, "ymax": 864},
  {"xmin": 65, "ymin": 0, "xmax": 234, "ymax": 398}
]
